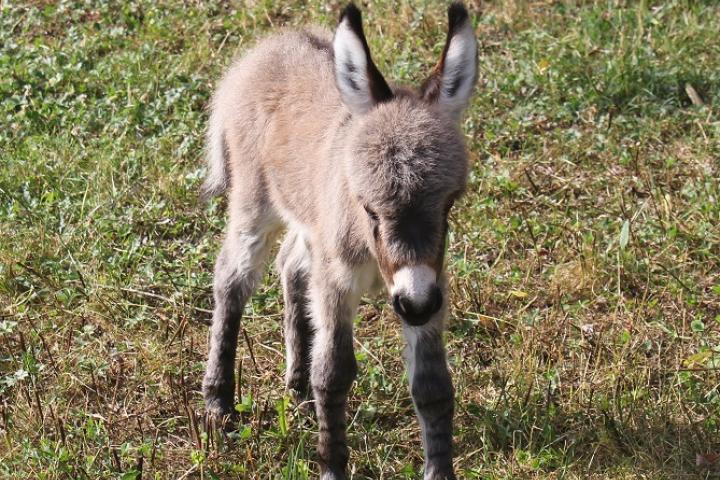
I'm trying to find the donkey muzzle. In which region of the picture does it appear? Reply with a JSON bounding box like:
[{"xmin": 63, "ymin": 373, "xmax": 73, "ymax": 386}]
[
  {"xmin": 392, "ymin": 287, "xmax": 443, "ymax": 326},
  {"xmin": 390, "ymin": 265, "xmax": 442, "ymax": 326}
]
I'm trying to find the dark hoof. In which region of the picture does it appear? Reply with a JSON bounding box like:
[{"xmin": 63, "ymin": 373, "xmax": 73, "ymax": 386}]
[
  {"xmin": 205, "ymin": 398, "xmax": 234, "ymax": 418},
  {"xmin": 286, "ymin": 371, "xmax": 310, "ymax": 399},
  {"xmin": 204, "ymin": 401, "xmax": 238, "ymax": 433},
  {"xmin": 287, "ymin": 386, "xmax": 314, "ymax": 417},
  {"xmin": 203, "ymin": 380, "xmax": 236, "ymax": 429}
]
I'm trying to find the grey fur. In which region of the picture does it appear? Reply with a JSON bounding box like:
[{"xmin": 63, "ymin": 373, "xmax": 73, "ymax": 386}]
[
  {"xmin": 201, "ymin": 3, "xmax": 477, "ymax": 479},
  {"xmin": 277, "ymin": 231, "xmax": 314, "ymax": 398}
]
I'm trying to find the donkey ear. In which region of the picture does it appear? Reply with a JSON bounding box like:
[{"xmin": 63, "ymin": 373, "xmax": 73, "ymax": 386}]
[
  {"xmin": 421, "ymin": 2, "xmax": 478, "ymax": 119},
  {"xmin": 333, "ymin": 4, "xmax": 394, "ymax": 114}
]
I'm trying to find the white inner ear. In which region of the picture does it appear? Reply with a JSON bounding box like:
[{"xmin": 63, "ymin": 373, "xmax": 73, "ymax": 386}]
[
  {"xmin": 439, "ymin": 20, "xmax": 477, "ymax": 116},
  {"xmin": 333, "ymin": 20, "xmax": 373, "ymax": 114}
]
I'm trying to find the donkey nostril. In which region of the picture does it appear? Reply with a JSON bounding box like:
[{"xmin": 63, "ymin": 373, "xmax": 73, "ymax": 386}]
[
  {"xmin": 392, "ymin": 291, "xmax": 442, "ymax": 324},
  {"xmin": 392, "ymin": 294, "xmax": 404, "ymax": 314},
  {"xmin": 399, "ymin": 296, "xmax": 413, "ymax": 315},
  {"xmin": 392, "ymin": 293, "xmax": 413, "ymax": 316},
  {"xmin": 428, "ymin": 287, "xmax": 443, "ymax": 315}
]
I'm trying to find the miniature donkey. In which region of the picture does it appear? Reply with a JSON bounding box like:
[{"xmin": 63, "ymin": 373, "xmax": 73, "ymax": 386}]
[{"xmin": 201, "ymin": 2, "xmax": 477, "ymax": 479}]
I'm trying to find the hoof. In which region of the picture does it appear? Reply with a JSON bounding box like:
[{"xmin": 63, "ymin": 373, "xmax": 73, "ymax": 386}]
[
  {"xmin": 205, "ymin": 397, "xmax": 235, "ymax": 419},
  {"xmin": 286, "ymin": 371, "xmax": 314, "ymax": 415},
  {"xmin": 287, "ymin": 385, "xmax": 314, "ymax": 417},
  {"xmin": 285, "ymin": 371, "xmax": 310, "ymax": 399},
  {"xmin": 203, "ymin": 379, "xmax": 235, "ymax": 421},
  {"xmin": 204, "ymin": 400, "xmax": 238, "ymax": 433}
]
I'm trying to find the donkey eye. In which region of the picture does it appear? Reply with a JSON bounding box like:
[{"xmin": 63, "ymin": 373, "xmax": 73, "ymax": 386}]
[{"xmin": 364, "ymin": 206, "xmax": 379, "ymax": 223}]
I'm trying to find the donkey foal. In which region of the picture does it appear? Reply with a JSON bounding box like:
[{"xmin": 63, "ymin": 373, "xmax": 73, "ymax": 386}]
[{"xmin": 202, "ymin": 3, "xmax": 477, "ymax": 479}]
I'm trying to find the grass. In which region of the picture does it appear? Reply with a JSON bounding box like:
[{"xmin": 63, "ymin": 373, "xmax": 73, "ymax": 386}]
[{"xmin": 1, "ymin": 0, "xmax": 719, "ymax": 478}]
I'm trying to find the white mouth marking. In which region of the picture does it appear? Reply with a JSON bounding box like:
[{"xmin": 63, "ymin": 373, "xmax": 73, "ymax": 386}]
[{"xmin": 391, "ymin": 264, "xmax": 437, "ymax": 303}]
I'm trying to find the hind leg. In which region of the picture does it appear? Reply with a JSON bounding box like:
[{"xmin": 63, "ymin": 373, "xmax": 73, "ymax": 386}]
[
  {"xmin": 203, "ymin": 210, "xmax": 279, "ymax": 418},
  {"xmin": 277, "ymin": 230, "xmax": 314, "ymax": 398}
]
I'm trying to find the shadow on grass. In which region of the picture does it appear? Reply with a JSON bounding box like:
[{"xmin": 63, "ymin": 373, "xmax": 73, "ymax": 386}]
[{"xmin": 457, "ymin": 396, "xmax": 716, "ymax": 477}]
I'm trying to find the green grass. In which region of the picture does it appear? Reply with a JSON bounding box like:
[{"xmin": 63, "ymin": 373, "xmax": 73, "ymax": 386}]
[{"xmin": 1, "ymin": 0, "xmax": 719, "ymax": 478}]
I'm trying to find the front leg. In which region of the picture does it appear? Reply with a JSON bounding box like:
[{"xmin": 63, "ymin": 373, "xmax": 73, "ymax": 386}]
[
  {"xmin": 403, "ymin": 312, "xmax": 456, "ymax": 480},
  {"xmin": 308, "ymin": 262, "xmax": 361, "ymax": 480}
]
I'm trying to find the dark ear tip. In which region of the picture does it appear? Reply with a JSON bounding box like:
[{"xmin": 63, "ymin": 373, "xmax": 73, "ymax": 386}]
[
  {"xmin": 448, "ymin": 2, "xmax": 470, "ymax": 30},
  {"xmin": 339, "ymin": 3, "xmax": 362, "ymax": 25}
]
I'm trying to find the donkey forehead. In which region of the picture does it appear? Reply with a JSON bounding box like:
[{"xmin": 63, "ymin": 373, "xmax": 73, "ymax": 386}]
[
  {"xmin": 350, "ymin": 100, "xmax": 468, "ymax": 202},
  {"xmin": 358, "ymin": 98, "xmax": 463, "ymax": 153}
]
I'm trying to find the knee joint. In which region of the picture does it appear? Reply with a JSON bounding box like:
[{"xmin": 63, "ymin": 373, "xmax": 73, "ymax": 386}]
[{"xmin": 312, "ymin": 349, "xmax": 357, "ymax": 394}]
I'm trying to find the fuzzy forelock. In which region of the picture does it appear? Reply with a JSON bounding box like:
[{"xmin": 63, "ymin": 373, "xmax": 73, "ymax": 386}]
[{"xmin": 348, "ymin": 98, "xmax": 468, "ymax": 208}]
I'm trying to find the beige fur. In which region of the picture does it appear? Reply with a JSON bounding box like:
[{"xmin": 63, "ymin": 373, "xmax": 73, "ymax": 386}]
[{"xmin": 202, "ymin": 4, "xmax": 477, "ymax": 479}]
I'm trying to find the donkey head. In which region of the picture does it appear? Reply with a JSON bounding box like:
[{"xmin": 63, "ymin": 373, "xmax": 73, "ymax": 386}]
[{"xmin": 334, "ymin": 3, "xmax": 477, "ymax": 326}]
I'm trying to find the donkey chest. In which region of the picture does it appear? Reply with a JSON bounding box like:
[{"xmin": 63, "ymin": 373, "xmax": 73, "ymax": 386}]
[{"xmin": 355, "ymin": 260, "xmax": 384, "ymax": 298}]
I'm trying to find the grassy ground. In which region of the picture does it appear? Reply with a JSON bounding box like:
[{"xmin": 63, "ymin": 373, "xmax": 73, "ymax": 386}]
[{"xmin": 1, "ymin": 0, "xmax": 719, "ymax": 478}]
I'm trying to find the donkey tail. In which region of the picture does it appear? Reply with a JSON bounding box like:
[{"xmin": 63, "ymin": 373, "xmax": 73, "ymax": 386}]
[{"xmin": 202, "ymin": 105, "xmax": 228, "ymax": 198}]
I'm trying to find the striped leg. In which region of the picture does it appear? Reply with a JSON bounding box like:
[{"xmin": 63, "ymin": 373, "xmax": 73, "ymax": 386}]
[
  {"xmin": 203, "ymin": 221, "xmax": 276, "ymax": 418},
  {"xmin": 308, "ymin": 262, "xmax": 361, "ymax": 480},
  {"xmin": 403, "ymin": 309, "xmax": 456, "ymax": 480},
  {"xmin": 277, "ymin": 231, "xmax": 314, "ymax": 398}
]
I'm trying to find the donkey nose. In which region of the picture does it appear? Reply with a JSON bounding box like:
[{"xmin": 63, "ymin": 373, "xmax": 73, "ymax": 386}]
[{"xmin": 392, "ymin": 286, "xmax": 443, "ymax": 326}]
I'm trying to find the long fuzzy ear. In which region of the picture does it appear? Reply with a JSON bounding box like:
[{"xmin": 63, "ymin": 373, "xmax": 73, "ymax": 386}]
[
  {"xmin": 333, "ymin": 4, "xmax": 394, "ymax": 114},
  {"xmin": 421, "ymin": 2, "xmax": 478, "ymax": 119}
]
